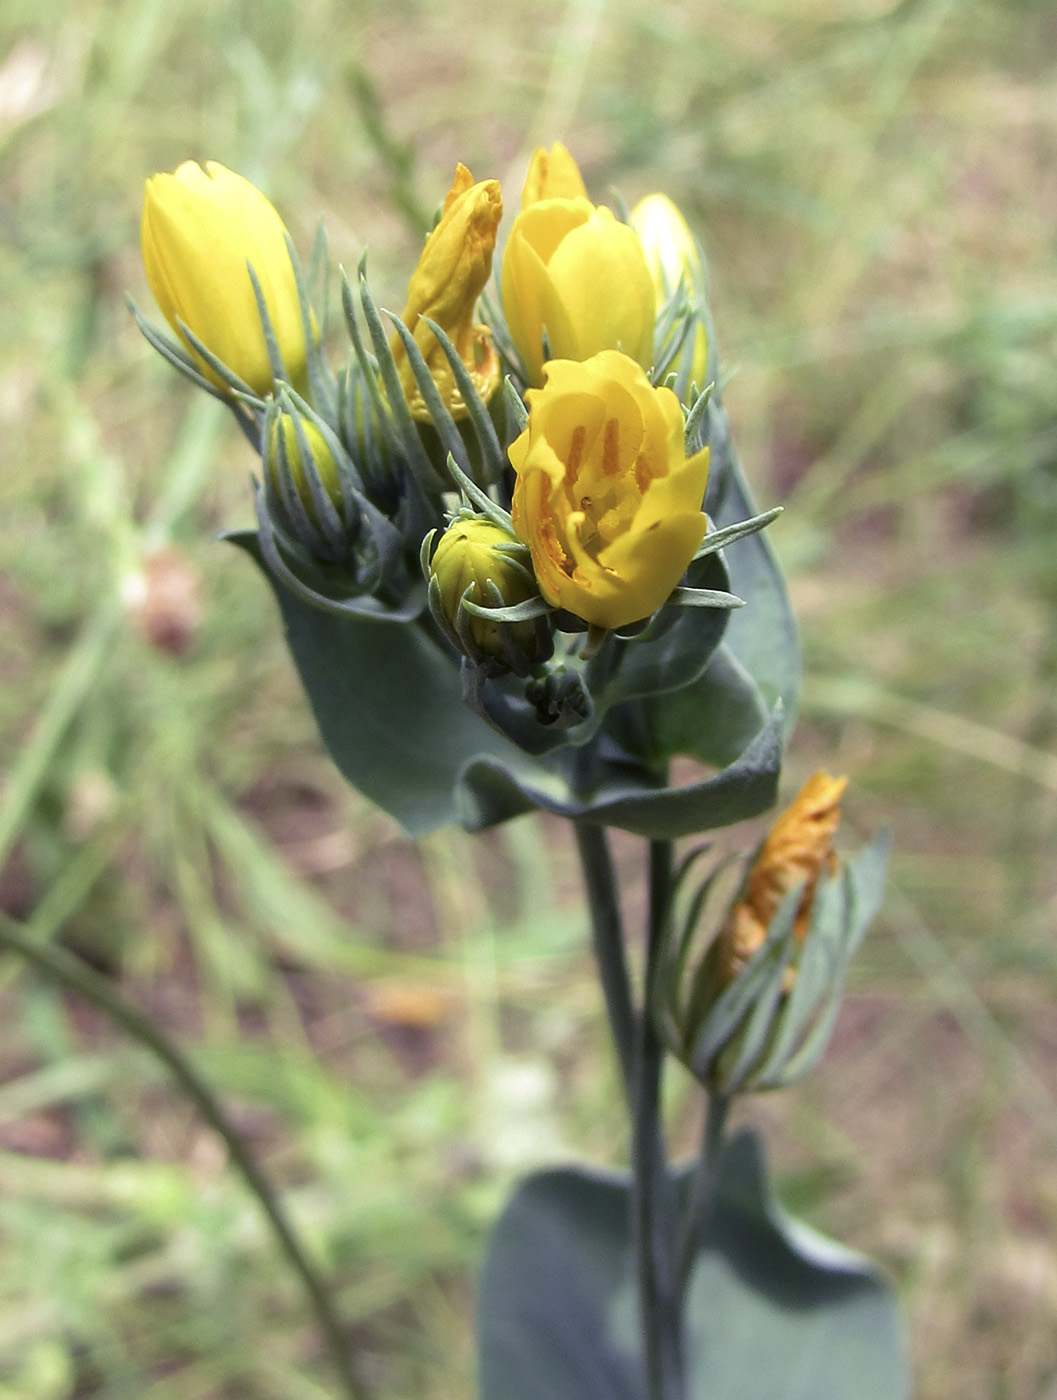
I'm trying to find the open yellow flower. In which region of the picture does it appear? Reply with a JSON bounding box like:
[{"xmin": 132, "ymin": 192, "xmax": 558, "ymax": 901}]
[
  {"xmin": 141, "ymin": 160, "xmax": 306, "ymax": 398},
  {"xmin": 630, "ymin": 192, "xmax": 709, "ymax": 391},
  {"xmin": 391, "ymin": 163, "xmax": 502, "ymax": 420},
  {"xmin": 715, "ymin": 772, "xmax": 848, "ymax": 987},
  {"xmin": 508, "ymin": 350, "xmax": 709, "ymax": 630},
  {"xmin": 501, "ymin": 146, "xmax": 655, "ymax": 387}
]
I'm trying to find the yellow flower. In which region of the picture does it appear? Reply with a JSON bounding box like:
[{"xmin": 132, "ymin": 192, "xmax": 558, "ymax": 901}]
[
  {"xmin": 630, "ymin": 193, "xmax": 709, "ymax": 391},
  {"xmin": 501, "ymin": 146, "xmax": 656, "ymax": 387},
  {"xmin": 508, "ymin": 350, "xmax": 709, "ymax": 630},
  {"xmin": 141, "ymin": 160, "xmax": 306, "ymax": 398},
  {"xmin": 714, "ymin": 772, "xmax": 848, "ymax": 987},
  {"xmin": 392, "ymin": 163, "xmax": 503, "ymax": 420}
]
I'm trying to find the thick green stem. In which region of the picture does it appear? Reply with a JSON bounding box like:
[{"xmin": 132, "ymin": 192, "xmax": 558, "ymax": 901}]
[
  {"xmin": 575, "ymin": 822, "xmax": 637, "ymax": 1106},
  {"xmin": 0, "ymin": 915, "xmax": 371, "ymax": 1400},
  {"xmin": 676, "ymin": 1090, "xmax": 731, "ymax": 1298},
  {"xmin": 632, "ymin": 840, "xmax": 683, "ymax": 1400}
]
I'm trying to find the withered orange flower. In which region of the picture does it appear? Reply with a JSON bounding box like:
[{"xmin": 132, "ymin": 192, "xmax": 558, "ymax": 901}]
[{"xmin": 715, "ymin": 772, "xmax": 847, "ymax": 986}]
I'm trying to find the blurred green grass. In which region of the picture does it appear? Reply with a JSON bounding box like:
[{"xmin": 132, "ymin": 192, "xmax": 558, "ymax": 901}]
[{"xmin": 2, "ymin": 0, "xmax": 1057, "ymax": 1395}]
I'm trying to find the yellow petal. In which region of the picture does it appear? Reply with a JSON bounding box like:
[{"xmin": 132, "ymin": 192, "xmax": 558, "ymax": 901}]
[
  {"xmin": 542, "ymin": 210, "xmax": 655, "ymax": 368},
  {"xmin": 501, "ymin": 191, "xmax": 655, "ymax": 386}
]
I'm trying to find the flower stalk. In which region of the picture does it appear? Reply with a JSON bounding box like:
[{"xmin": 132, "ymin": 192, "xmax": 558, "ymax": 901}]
[
  {"xmin": 574, "ymin": 822, "xmax": 636, "ymax": 1107},
  {"xmin": 676, "ymin": 1089, "xmax": 731, "ymax": 1297},
  {"xmin": 576, "ymin": 828, "xmax": 686, "ymax": 1400},
  {"xmin": 633, "ymin": 838, "xmax": 684, "ymax": 1400}
]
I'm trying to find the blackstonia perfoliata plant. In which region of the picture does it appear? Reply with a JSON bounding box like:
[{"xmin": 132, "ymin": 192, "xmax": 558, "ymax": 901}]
[{"xmin": 132, "ymin": 145, "xmax": 908, "ymax": 1400}]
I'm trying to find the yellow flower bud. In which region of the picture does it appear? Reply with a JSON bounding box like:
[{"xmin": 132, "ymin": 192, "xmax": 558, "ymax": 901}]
[
  {"xmin": 266, "ymin": 411, "xmax": 343, "ymax": 524},
  {"xmin": 391, "ymin": 163, "xmax": 503, "ymax": 421},
  {"xmin": 508, "ymin": 350, "xmax": 709, "ymax": 630},
  {"xmin": 713, "ymin": 772, "xmax": 848, "ymax": 988},
  {"xmin": 429, "ymin": 517, "xmax": 542, "ymax": 665},
  {"xmin": 630, "ymin": 193, "xmax": 709, "ymax": 392},
  {"xmin": 520, "ymin": 141, "xmax": 588, "ymax": 208},
  {"xmin": 501, "ymin": 147, "xmax": 656, "ymax": 387},
  {"xmin": 141, "ymin": 161, "xmax": 307, "ymax": 398}
]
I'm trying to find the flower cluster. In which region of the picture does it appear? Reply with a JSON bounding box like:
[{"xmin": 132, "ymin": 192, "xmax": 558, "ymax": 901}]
[
  {"xmin": 134, "ymin": 143, "xmax": 743, "ymax": 727},
  {"xmin": 134, "ymin": 141, "xmax": 886, "ymax": 1102}
]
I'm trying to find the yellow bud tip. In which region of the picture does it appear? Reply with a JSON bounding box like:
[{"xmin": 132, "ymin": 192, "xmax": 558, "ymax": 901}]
[
  {"xmin": 630, "ymin": 193, "xmax": 702, "ymax": 296},
  {"xmin": 630, "ymin": 192, "xmax": 710, "ymax": 389},
  {"xmin": 521, "ymin": 141, "xmax": 589, "ymax": 208}
]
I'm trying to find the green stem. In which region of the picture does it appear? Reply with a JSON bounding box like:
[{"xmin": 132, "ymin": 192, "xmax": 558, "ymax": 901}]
[
  {"xmin": 0, "ymin": 915, "xmax": 371, "ymax": 1400},
  {"xmin": 676, "ymin": 1090, "xmax": 731, "ymax": 1298},
  {"xmin": 632, "ymin": 840, "xmax": 683, "ymax": 1400},
  {"xmin": 574, "ymin": 822, "xmax": 636, "ymax": 1105}
]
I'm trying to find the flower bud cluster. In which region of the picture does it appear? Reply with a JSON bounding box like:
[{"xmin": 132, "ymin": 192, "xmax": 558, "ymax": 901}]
[
  {"xmin": 132, "ymin": 141, "xmax": 882, "ymax": 1108},
  {"xmin": 133, "ymin": 144, "xmax": 747, "ymax": 732}
]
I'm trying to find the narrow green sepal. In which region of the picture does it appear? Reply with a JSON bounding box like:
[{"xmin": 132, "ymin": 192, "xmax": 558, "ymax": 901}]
[
  {"xmin": 668, "ymin": 586, "xmax": 746, "ymax": 609},
  {"xmin": 174, "ymin": 316, "xmax": 264, "ymax": 405},
  {"xmin": 503, "ymin": 375, "xmax": 529, "ymax": 434},
  {"xmin": 684, "ymin": 380, "xmax": 715, "ymax": 453},
  {"xmin": 460, "ymin": 595, "xmax": 552, "ymax": 625},
  {"xmin": 128, "ymin": 296, "xmax": 228, "ymax": 400},
  {"xmin": 693, "ymin": 505, "xmax": 783, "ymax": 561},
  {"xmin": 480, "ymin": 288, "xmax": 528, "ymax": 384},
  {"xmin": 340, "ymin": 268, "xmax": 405, "ymax": 461},
  {"xmin": 446, "ymin": 454, "xmax": 515, "ymax": 531},
  {"xmin": 246, "ymin": 260, "xmax": 290, "ymax": 388},
  {"xmin": 283, "ymin": 229, "xmax": 338, "ymax": 419},
  {"xmin": 420, "ymin": 314, "xmax": 507, "ymax": 483},
  {"xmin": 355, "ymin": 258, "xmax": 448, "ymax": 496},
  {"xmin": 386, "ymin": 312, "xmax": 475, "ymax": 478}
]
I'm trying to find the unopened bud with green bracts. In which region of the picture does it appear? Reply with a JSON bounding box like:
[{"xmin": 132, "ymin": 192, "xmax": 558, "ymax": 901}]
[
  {"xmin": 525, "ymin": 664, "xmax": 594, "ymax": 729},
  {"xmin": 424, "ymin": 514, "xmax": 553, "ymax": 675},
  {"xmin": 262, "ymin": 390, "xmax": 365, "ymax": 563},
  {"xmin": 253, "ymin": 389, "xmax": 421, "ymax": 622}
]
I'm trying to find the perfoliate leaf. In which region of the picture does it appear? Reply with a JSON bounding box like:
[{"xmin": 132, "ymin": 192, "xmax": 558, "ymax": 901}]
[
  {"xmin": 235, "ymin": 537, "xmax": 537, "ymax": 835},
  {"xmin": 638, "ymin": 643, "xmax": 771, "ymax": 771},
  {"xmin": 235, "ymin": 542, "xmax": 786, "ymax": 839},
  {"xmin": 477, "ymin": 1130, "xmax": 909, "ymax": 1400},
  {"xmin": 705, "ymin": 402, "xmax": 800, "ymax": 732},
  {"xmin": 459, "ymin": 707, "xmax": 783, "ymax": 840}
]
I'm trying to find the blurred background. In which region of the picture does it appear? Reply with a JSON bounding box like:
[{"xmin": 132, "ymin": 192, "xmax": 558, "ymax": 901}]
[{"xmin": 1, "ymin": 0, "xmax": 1056, "ymax": 1395}]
